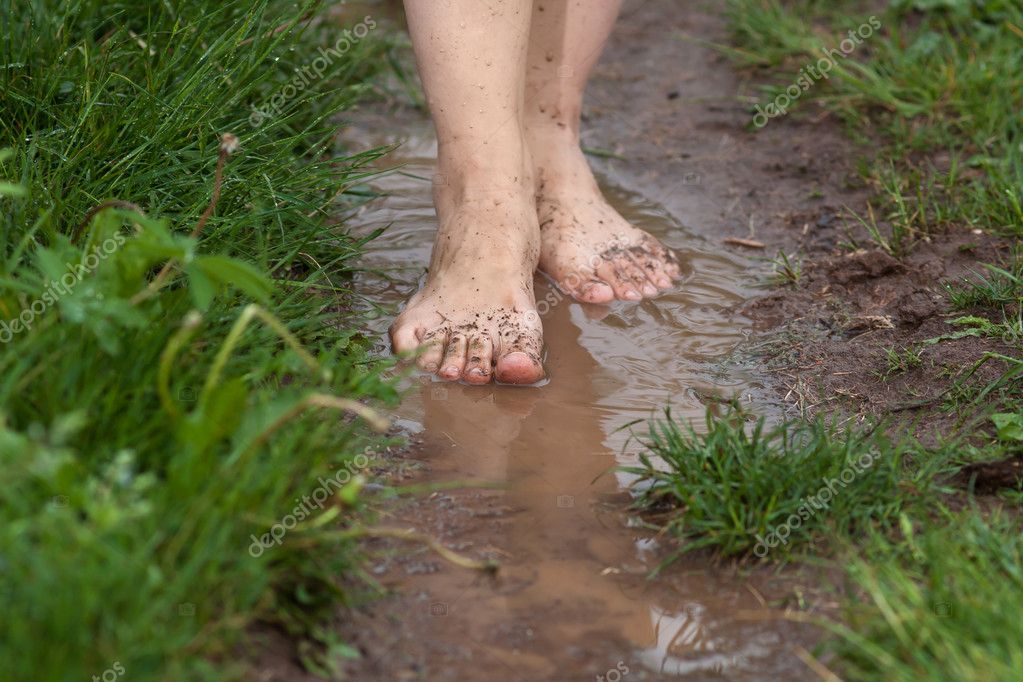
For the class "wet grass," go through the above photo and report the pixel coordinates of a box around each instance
[627,402,1022,677]
[946,246,1023,310]
[827,511,1023,681]
[623,406,946,563]
[768,249,803,286]
[725,0,1023,251]
[679,3,1023,677]
[879,344,924,379]
[0,1,400,679]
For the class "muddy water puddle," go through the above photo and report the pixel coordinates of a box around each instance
[340,119,817,681]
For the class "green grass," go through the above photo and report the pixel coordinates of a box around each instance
[946,247,1023,310]
[827,511,1023,681]
[622,406,946,563]
[879,344,924,379]
[726,0,1023,249]
[768,249,803,286]
[0,1,401,680]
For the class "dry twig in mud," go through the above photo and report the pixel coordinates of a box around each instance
[723,237,766,249]
[351,527,499,574]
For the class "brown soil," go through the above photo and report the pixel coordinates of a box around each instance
[957,455,1023,494]
[743,238,1017,439]
[248,0,1018,680]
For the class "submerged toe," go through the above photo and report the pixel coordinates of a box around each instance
[463,335,494,384]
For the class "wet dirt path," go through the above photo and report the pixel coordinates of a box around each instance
[322,1,866,680]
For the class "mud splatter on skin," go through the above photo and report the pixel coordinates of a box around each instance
[534,188,683,303]
[390,190,546,385]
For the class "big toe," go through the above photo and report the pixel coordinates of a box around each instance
[495,351,544,384]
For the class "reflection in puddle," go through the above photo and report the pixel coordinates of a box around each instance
[340,118,810,680]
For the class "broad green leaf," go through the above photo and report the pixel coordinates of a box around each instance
[991,413,1023,442]
[185,262,218,311]
[192,255,272,304]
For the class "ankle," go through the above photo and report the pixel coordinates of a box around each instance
[435,138,534,199]
[524,92,583,136]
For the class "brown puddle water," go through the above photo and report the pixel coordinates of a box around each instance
[340,120,816,681]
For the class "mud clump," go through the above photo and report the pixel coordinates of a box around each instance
[894,289,942,327]
[817,249,904,285]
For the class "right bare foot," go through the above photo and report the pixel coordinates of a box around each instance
[389,188,546,385]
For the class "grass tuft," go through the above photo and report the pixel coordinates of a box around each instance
[622,406,944,563]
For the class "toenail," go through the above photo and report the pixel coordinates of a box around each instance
[424,362,438,372]
[642,284,657,296]
[469,368,487,377]
[624,290,641,300]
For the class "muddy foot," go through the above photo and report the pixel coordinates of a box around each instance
[530,138,682,303]
[389,191,545,385]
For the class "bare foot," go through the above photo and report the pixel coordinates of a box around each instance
[528,134,682,304]
[389,188,545,385]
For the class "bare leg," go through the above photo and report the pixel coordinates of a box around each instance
[391,0,544,384]
[525,0,681,303]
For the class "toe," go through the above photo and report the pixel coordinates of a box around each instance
[496,351,544,383]
[390,319,421,354]
[463,336,494,384]
[495,325,544,384]
[627,252,665,295]
[636,236,682,280]
[555,272,585,299]
[661,248,683,279]
[619,258,656,296]
[416,329,447,373]
[438,333,468,381]
[577,279,615,303]
[596,260,642,301]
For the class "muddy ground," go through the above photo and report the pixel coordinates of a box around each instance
[248,0,1014,680]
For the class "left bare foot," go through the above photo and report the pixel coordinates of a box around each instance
[527,133,682,304]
